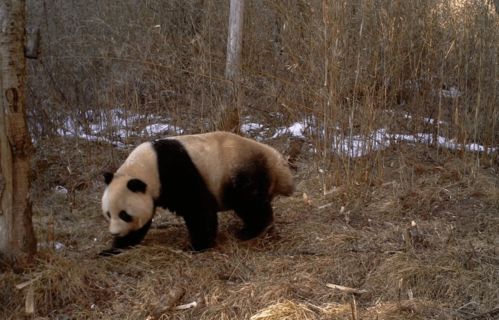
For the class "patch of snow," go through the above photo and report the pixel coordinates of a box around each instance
[240,120,267,141]
[241,122,264,133]
[332,128,391,158]
[56,108,184,146]
[272,121,308,138]
[465,143,487,153]
[114,128,130,140]
[57,127,127,148]
[89,124,103,133]
[331,128,496,158]
[423,117,446,126]
[56,109,495,158]
[142,123,183,136]
[288,122,306,138]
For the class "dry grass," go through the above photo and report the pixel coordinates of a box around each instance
[27,1,498,148]
[1,138,498,319]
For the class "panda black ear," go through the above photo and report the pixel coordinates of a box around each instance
[127,179,147,193]
[103,172,114,185]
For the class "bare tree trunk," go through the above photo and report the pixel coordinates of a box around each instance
[0,0,37,267]
[225,0,244,82]
[217,0,245,132]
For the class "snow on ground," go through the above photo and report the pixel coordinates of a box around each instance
[332,128,390,157]
[57,109,496,157]
[272,122,306,139]
[330,129,496,157]
[57,125,127,148]
[270,120,496,157]
[423,117,446,126]
[142,123,184,136]
[57,108,182,147]
[241,122,264,133]
[240,121,266,140]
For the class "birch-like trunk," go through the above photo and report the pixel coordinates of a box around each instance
[225,0,244,81]
[217,0,245,132]
[0,0,36,267]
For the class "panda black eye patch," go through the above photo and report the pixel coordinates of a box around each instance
[119,211,133,223]
[106,211,111,219]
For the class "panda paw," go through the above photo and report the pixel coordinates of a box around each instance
[190,241,216,252]
[98,247,123,257]
[236,223,274,241]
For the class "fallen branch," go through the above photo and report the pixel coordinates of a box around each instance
[175,301,198,310]
[326,283,368,295]
[16,277,40,290]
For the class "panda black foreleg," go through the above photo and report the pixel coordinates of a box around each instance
[181,210,218,251]
[99,219,152,256]
[234,201,274,241]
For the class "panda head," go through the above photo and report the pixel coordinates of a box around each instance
[101,172,154,237]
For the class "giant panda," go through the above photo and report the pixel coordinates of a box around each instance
[100,131,294,255]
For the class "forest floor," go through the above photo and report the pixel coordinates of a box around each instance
[1,135,498,320]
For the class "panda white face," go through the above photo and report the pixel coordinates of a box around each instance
[101,174,154,237]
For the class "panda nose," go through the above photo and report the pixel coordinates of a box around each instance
[110,232,120,237]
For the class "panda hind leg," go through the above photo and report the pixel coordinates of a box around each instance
[234,200,274,241]
[182,210,218,251]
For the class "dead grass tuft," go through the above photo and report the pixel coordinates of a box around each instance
[250,300,316,320]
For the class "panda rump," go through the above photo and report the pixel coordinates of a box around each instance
[101,131,294,253]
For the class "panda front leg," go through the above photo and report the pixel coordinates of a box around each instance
[181,210,218,251]
[99,220,153,256]
[234,200,274,241]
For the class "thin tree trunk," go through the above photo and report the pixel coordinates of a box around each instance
[225,0,244,82]
[217,0,245,132]
[0,0,37,267]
